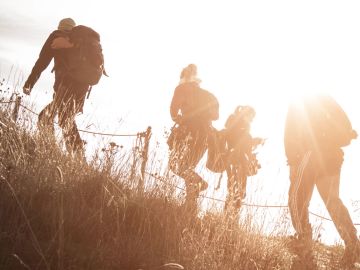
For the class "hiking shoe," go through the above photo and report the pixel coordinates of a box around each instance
[286,235,313,257]
[291,255,317,270]
[341,241,360,267]
[286,236,317,269]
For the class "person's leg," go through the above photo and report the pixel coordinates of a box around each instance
[178,163,204,216]
[39,73,65,137]
[288,151,315,244]
[225,165,236,211]
[316,172,359,265]
[62,118,83,154]
[316,173,358,246]
[56,83,86,155]
[183,169,202,214]
[238,174,247,204]
[225,165,245,211]
[37,101,56,138]
[287,152,319,269]
[224,166,234,212]
[186,132,208,190]
[169,130,207,213]
[179,153,207,204]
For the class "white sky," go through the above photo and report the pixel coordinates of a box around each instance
[1,0,359,244]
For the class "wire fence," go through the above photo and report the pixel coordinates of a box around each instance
[17,101,140,137]
[145,172,360,226]
[1,94,360,226]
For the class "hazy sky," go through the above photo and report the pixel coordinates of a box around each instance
[1,0,359,244]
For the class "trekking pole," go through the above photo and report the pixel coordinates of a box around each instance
[86,86,92,99]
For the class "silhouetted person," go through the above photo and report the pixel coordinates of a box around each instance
[23,19,96,156]
[223,106,263,214]
[284,94,359,268]
[23,18,76,94]
[168,64,219,213]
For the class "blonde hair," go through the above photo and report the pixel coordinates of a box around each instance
[180,64,197,79]
[179,64,201,85]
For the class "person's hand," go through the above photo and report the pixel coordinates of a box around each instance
[23,86,31,95]
[351,129,358,140]
[253,137,266,146]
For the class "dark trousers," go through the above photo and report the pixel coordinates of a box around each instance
[38,77,88,153]
[288,150,358,247]
[169,124,208,207]
[225,162,247,212]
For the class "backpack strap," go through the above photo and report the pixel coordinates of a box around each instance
[86,86,92,99]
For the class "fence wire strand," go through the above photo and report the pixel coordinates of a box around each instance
[2,95,360,226]
[17,103,139,137]
[144,171,360,226]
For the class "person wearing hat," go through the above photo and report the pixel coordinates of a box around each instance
[23,18,89,157]
[23,18,76,94]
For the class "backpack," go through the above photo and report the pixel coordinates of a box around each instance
[67,25,106,86]
[224,106,254,149]
[206,128,228,173]
[306,96,356,147]
[193,88,219,122]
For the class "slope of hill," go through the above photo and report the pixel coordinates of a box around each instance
[0,101,355,270]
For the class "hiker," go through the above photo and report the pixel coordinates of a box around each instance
[23,20,105,156]
[168,64,219,212]
[23,18,76,137]
[284,95,360,267]
[222,106,263,213]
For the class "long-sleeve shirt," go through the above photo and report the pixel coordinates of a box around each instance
[24,30,70,90]
[170,82,219,127]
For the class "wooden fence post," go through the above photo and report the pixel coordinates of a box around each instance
[12,96,21,122]
[139,126,152,192]
[56,167,64,270]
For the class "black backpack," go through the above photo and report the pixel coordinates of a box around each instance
[306,95,357,147]
[193,88,219,122]
[206,128,228,173]
[67,25,106,86]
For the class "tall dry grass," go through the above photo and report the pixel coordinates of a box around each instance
[0,90,346,270]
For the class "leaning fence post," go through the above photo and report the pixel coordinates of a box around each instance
[56,166,64,270]
[139,126,152,192]
[12,95,21,122]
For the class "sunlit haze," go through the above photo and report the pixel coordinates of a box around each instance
[0,0,359,245]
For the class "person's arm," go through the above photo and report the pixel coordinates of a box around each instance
[209,92,219,121]
[323,95,358,146]
[284,102,304,165]
[23,32,57,94]
[252,137,265,148]
[170,86,183,123]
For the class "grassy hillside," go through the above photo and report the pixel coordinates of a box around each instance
[0,102,351,270]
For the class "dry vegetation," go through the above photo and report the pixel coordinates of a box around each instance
[0,87,351,270]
